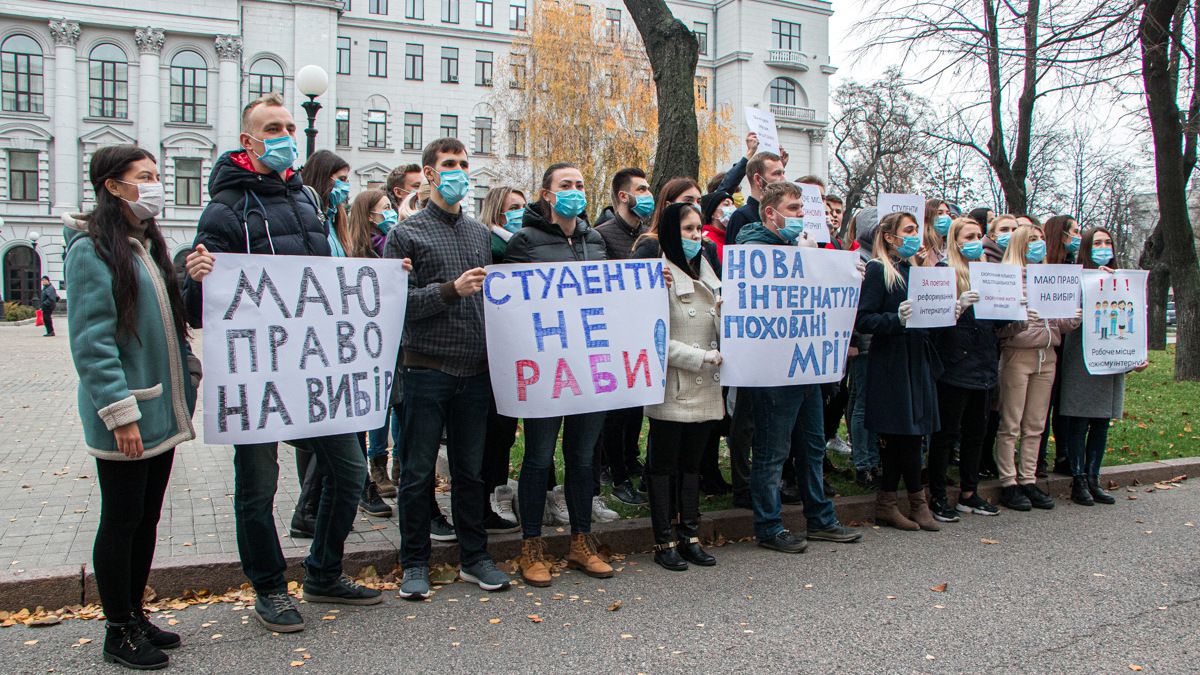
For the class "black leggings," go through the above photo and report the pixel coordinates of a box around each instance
[94,449,175,622]
[878,434,923,494]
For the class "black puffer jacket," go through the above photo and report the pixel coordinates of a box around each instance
[184,150,330,327]
[504,203,606,263]
[934,307,1010,390]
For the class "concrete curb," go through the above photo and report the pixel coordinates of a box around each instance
[1,457,1192,610]
[0,317,37,327]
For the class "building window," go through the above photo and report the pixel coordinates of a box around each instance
[6,150,38,201]
[0,35,43,113]
[337,37,351,74]
[694,22,708,55]
[439,114,457,138]
[175,159,202,207]
[367,110,388,148]
[474,183,489,214]
[605,8,621,40]
[248,58,285,99]
[440,47,459,82]
[88,43,128,119]
[510,53,526,88]
[510,0,527,30]
[370,0,388,14]
[769,77,797,106]
[695,76,708,108]
[772,19,802,51]
[369,40,388,77]
[403,112,423,150]
[336,107,350,146]
[473,116,493,154]
[476,0,493,27]
[405,0,424,19]
[442,0,459,23]
[405,43,424,80]
[475,50,493,86]
[507,119,525,156]
[169,50,208,123]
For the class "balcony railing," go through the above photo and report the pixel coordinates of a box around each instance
[765,49,809,71]
[769,104,817,122]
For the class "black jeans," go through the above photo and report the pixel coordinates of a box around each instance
[647,419,715,476]
[879,434,923,494]
[42,306,55,335]
[930,383,991,498]
[1064,415,1109,477]
[94,449,174,621]
[823,379,850,441]
[483,398,518,492]
[519,413,605,538]
[603,406,644,485]
[728,390,755,499]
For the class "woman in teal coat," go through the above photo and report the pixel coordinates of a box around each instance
[65,145,200,670]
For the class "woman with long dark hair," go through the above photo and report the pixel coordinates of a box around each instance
[300,150,353,256]
[64,145,200,669]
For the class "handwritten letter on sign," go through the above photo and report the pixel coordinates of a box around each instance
[202,254,408,445]
[483,260,669,418]
[719,246,862,387]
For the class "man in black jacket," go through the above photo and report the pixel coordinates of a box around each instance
[184,93,382,634]
[39,276,57,337]
[724,150,787,247]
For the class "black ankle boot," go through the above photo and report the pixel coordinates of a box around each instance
[653,542,688,571]
[1088,476,1116,504]
[648,474,686,570]
[104,620,169,670]
[1071,476,1094,506]
[675,473,715,566]
[134,609,180,649]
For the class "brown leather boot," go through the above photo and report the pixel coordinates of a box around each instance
[518,537,552,588]
[908,490,941,532]
[370,455,396,498]
[567,533,614,579]
[875,491,919,531]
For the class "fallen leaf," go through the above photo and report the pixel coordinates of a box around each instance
[321,615,337,621]
[980,538,1000,545]
[620,633,634,639]
[488,618,501,625]
[211,634,222,639]
[77,638,92,645]
[926,655,936,661]
[607,600,622,612]
[293,648,307,653]
[1129,665,1143,672]
[167,619,179,626]
[290,660,305,667]
[23,639,37,646]
[930,583,948,593]
[527,614,543,623]
[886,595,897,600]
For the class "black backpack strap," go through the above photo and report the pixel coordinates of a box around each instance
[301,185,327,225]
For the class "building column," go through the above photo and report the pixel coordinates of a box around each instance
[135,27,165,157]
[48,19,80,213]
[807,129,828,181]
[214,35,242,152]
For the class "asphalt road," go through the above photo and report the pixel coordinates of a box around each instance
[3,484,1197,674]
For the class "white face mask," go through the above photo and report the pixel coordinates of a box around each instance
[119,181,166,221]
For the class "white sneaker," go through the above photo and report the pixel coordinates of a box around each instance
[491,485,518,525]
[825,436,853,456]
[548,486,571,526]
[591,495,619,523]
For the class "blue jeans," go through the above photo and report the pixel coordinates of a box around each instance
[848,356,880,473]
[398,368,491,568]
[519,413,605,538]
[233,434,365,594]
[367,408,402,460]
[749,384,837,539]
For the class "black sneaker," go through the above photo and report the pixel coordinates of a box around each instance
[599,467,614,487]
[484,510,520,534]
[134,610,180,650]
[806,525,862,543]
[930,497,961,523]
[430,513,457,542]
[854,469,878,489]
[254,592,305,633]
[823,478,840,498]
[1000,485,1032,511]
[758,530,808,553]
[303,574,384,605]
[103,621,168,670]
[612,480,647,506]
[359,482,393,518]
[955,493,1000,516]
[1021,484,1055,510]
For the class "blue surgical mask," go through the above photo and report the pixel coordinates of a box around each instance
[680,237,702,260]
[1066,234,1081,253]
[1091,246,1113,266]
[896,235,921,259]
[329,179,350,207]
[720,205,737,221]
[631,194,655,219]
[435,170,470,205]
[1026,240,1047,263]
[778,217,805,244]
[996,232,1012,250]
[934,214,953,237]
[251,134,298,173]
[552,189,587,218]
[960,240,984,260]
[503,208,525,233]
[375,209,398,234]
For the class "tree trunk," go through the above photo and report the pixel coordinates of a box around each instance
[624,0,699,195]
[1139,222,1170,350]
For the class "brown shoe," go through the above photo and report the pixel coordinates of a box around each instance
[370,455,397,498]
[907,490,941,532]
[518,537,552,587]
[875,491,919,531]
[567,533,614,579]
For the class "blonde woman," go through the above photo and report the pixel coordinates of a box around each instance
[983,213,1018,263]
[479,186,528,264]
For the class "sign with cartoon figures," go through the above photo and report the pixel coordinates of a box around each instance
[1080,269,1148,375]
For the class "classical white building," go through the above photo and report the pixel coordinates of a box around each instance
[0,0,833,303]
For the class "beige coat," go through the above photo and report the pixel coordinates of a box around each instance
[645,257,725,423]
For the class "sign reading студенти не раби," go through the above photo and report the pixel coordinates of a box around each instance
[483,260,668,418]
[202,254,408,445]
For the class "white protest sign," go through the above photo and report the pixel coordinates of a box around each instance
[719,245,862,387]
[906,266,958,328]
[744,107,781,155]
[1081,269,1147,375]
[969,262,1026,320]
[877,193,926,241]
[1026,264,1083,320]
[202,254,408,445]
[483,260,668,418]
[800,183,831,244]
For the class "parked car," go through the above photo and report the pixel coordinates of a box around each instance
[1167,301,1176,326]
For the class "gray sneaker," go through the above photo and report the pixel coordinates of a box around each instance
[399,566,430,600]
[806,525,863,543]
[430,514,457,542]
[459,559,511,592]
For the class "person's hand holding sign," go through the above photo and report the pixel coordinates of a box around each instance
[454,267,488,296]
[186,244,214,282]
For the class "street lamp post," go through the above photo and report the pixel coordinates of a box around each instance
[295,65,330,159]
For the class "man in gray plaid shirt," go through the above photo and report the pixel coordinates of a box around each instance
[383,137,512,598]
